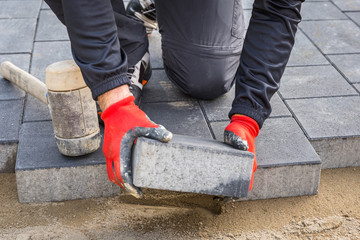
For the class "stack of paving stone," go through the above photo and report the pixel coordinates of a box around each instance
[0,0,359,203]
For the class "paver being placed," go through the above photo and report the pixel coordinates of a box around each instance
[0,99,24,173]
[36,10,69,41]
[287,30,329,67]
[301,1,347,20]
[0,0,42,19]
[142,70,191,103]
[0,19,37,53]
[299,20,360,54]
[0,54,30,100]
[286,96,360,168]
[279,65,357,99]
[15,121,120,203]
[328,54,360,84]
[141,101,212,139]
[210,117,321,200]
[132,135,255,198]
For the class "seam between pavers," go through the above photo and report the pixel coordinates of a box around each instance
[279,94,359,101]
[0,52,32,55]
[22,119,52,123]
[15,162,106,171]
[34,40,70,43]
[285,63,331,68]
[0,140,18,144]
[197,99,216,140]
[307,135,360,141]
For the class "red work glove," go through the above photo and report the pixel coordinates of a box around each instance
[224,115,259,191]
[101,96,172,198]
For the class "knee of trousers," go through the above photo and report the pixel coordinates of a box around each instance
[163,48,240,100]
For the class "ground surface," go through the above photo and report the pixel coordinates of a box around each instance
[1,167,359,240]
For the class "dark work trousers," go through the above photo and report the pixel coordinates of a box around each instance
[45,0,303,128]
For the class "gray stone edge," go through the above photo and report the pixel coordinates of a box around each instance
[0,142,17,173]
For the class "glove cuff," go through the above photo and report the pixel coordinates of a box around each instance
[101,96,135,120]
[230,115,260,137]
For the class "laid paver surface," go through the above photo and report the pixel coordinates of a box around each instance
[0,0,359,201]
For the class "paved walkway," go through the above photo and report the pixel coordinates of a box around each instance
[0,0,359,202]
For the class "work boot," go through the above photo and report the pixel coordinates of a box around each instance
[97,51,151,125]
[125,0,157,36]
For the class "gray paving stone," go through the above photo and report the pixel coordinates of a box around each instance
[244,9,251,29]
[140,101,212,139]
[15,121,121,202]
[331,0,360,11]
[354,83,360,92]
[0,1,41,18]
[36,10,69,41]
[347,12,360,25]
[288,30,329,66]
[301,2,347,20]
[210,117,321,200]
[328,54,360,83]
[200,90,290,122]
[142,69,191,103]
[279,66,357,99]
[242,0,253,10]
[286,96,360,168]
[0,143,17,173]
[0,54,30,100]
[0,99,24,173]
[31,41,72,81]
[41,1,50,9]
[133,135,254,198]
[0,19,37,53]
[23,94,51,122]
[148,30,163,69]
[299,20,360,54]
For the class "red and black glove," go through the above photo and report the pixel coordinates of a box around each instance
[101,96,172,198]
[224,115,259,191]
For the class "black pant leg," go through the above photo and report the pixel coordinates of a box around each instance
[44,0,148,99]
[229,0,303,128]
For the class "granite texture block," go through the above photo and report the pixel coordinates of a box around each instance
[140,101,212,139]
[301,2,347,20]
[0,99,24,142]
[36,10,69,41]
[287,30,329,67]
[347,12,360,25]
[328,54,360,83]
[0,143,17,173]
[331,0,360,11]
[0,54,30,100]
[31,41,72,82]
[132,135,255,198]
[0,19,37,53]
[279,66,357,99]
[16,121,120,202]
[142,70,191,103]
[200,91,290,122]
[148,30,163,69]
[0,0,41,18]
[286,96,360,168]
[299,20,360,54]
[210,117,321,199]
[23,94,51,122]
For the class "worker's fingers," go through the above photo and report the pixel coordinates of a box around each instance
[134,125,173,143]
[119,130,143,198]
[224,130,249,151]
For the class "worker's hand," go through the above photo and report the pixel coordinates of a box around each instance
[224,115,259,191]
[101,96,172,198]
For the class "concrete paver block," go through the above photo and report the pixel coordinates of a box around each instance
[331,0,360,11]
[0,143,17,173]
[0,54,30,100]
[286,96,360,168]
[0,19,37,53]
[210,117,322,200]
[287,30,329,67]
[0,0,42,18]
[328,54,360,83]
[354,83,360,92]
[300,20,360,54]
[301,2,347,20]
[15,121,120,203]
[142,70,191,103]
[346,12,360,25]
[279,65,357,99]
[36,10,69,41]
[132,135,255,198]
[23,94,51,122]
[141,101,212,139]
